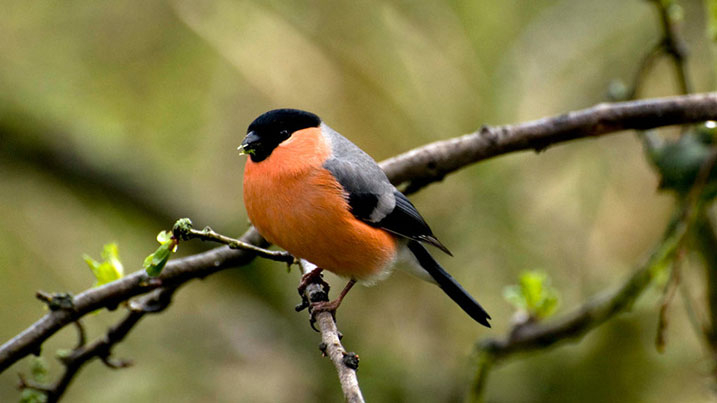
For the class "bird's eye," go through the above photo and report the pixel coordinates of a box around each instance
[280,129,289,137]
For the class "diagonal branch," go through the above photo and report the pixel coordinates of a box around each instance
[484,222,682,359]
[1,93,716,375]
[18,287,177,402]
[469,207,690,402]
[383,93,717,192]
[0,228,268,373]
[469,138,716,400]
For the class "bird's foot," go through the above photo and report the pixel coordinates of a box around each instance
[297,268,328,296]
[310,298,342,316]
[308,299,340,331]
[295,268,330,315]
[308,279,356,330]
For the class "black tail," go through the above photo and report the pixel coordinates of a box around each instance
[407,240,491,327]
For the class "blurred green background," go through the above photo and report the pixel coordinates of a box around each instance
[1,0,715,402]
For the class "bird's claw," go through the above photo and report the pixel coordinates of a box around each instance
[308,299,340,331]
[296,268,334,330]
[295,297,310,312]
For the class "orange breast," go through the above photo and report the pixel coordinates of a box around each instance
[243,127,397,280]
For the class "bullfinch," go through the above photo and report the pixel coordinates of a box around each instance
[239,109,491,327]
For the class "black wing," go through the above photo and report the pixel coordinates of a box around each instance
[323,156,452,256]
[376,190,452,256]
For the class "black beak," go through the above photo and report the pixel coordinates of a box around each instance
[238,131,261,155]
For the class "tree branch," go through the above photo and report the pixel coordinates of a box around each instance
[297,262,365,403]
[469,210,689,401]
[0,228,267,373]
[382,93,717,192]
[469,139,717,400]
[174,223,294,265]
[18,287,177,402]
[1,93,716,387]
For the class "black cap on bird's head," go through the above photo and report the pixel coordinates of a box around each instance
[239,109,321,162]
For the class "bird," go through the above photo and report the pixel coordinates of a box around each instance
[238,108,491,327]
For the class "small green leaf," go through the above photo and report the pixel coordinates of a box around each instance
[144,243,172,277]
[55,349,72,360]
[19,357,50,403]
[20,389,47,403]
[82,255,100,272]
[156,230,172,244]
[83,243,124,287]
[29,357,48,383]
[143,228,179,277]
[503,270,560,320]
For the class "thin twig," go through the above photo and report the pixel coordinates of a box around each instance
[650,0,692,94]
[179,226,295,265]
[655,148,717,352]
[694,208,717,377]
[626,41,667,99]
[18,287,177,402]
[655,144,717,352]
[677,146,717,379]
[298,262,365,403]
[655,248,682,352]
[72,321,86,349]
